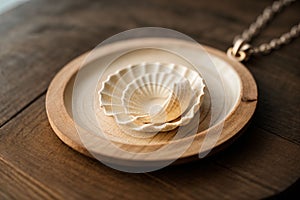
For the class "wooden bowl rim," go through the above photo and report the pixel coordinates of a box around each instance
[46,38,257,161]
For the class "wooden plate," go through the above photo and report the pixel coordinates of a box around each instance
[46,38,257,167]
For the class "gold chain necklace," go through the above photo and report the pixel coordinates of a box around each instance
[227,0,300,61]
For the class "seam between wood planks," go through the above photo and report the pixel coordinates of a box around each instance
[0,89,47,128]
[146,162,276,197]
[144,173,194,200]
[214,162,277,193]
[0,156,64,200]
[256,125,299,145]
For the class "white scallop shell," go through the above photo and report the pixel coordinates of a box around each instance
[121,73,193,124]
[99,62,205,132]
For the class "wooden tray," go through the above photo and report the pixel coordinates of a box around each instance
[46,38,257,167]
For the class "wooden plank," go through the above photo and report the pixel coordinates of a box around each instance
[0,0,113,126]
[0,95,277,199]
[0,158,61,200]
[149,126,300,198]
[214,126,300,192]
[248,48,300,144]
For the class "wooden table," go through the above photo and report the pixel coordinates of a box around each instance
[0,0,299,199]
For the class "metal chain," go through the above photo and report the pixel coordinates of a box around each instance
[227,0,300,62]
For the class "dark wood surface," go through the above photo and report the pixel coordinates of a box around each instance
[0,0,299,199]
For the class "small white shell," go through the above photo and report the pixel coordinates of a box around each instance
[99,62,205,132]
[122,73,193,124]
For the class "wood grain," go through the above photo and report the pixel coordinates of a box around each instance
[0,158,60,200]
[0,0,299,199]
